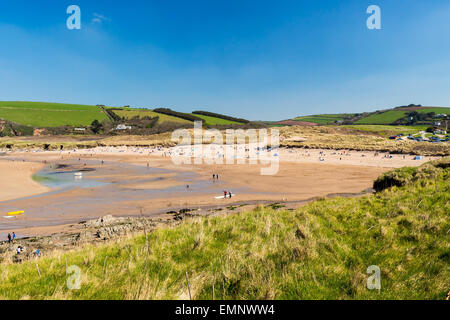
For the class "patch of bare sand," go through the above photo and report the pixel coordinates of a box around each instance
[0,160,49,202]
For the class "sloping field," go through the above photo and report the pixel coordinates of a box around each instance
[0,102,109,127]
[0,159,448,299]
[112,108,191,124]
[355,107,450,125]
[189,114,241,125]
[355,111,410,125]
[293,114,355,125]
[113,108,244,126]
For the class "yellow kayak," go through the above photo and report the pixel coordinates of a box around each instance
[7,211,24,216]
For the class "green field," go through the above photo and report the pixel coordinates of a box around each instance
[0,102,109,127]
[0,159,448,299]
[189,114,242,125]
[111,108,191,124]
[294,114,355,125]
[413,107,450,114]
[355,107,450,125]
[113,109,244,126]
[354,111,407,125]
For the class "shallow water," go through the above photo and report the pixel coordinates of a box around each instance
[33,168,107,189]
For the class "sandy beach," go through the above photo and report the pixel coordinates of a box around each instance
[0,146,438,238]
[0,160,49,202]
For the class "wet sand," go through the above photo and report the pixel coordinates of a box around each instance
[0,146,436,238]
[0,160,49,202]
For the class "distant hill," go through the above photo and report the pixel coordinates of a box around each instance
[291,105,450,126]
[2,101,447,133]
[0,101,251,135]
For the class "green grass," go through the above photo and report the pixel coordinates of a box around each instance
[113,109,244,126]
[111,108,191,124]
[355,107,450,125]
[293,114,355,125]
[355,111,408,125]
[0,102,109,127]
[0,159,448,300]
[189,114,242,125]
[413,107,450,114]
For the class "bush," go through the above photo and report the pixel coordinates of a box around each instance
[373,159,447,191]
[153,108,205,123]
[192,111,249,124]
[90,120,103,134]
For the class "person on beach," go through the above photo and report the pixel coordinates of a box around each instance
[12,232,16,241]
[224,190,227,198]
[7,233,12,243]
[229,191,232,198]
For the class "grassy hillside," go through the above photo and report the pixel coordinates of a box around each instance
[354,110,407,125]
[355,107,450,125]
[290,107,449,126]
[293,114,356,125]
[111,108,191,124]
[112,109,244,126]
[0,102,109,127]
[0,159,448,300]
[189,114,241,125]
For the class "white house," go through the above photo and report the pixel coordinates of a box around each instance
[115,124,132,130]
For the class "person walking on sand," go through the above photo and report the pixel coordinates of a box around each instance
[12,232,16,242]
[7,233,11,243]
[224,190,227,198]
[229,191,232,198]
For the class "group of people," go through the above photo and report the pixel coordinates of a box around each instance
[6,233,42,257]
[7,232,16,243]
[212,173,219,180]
[223,190,233,198]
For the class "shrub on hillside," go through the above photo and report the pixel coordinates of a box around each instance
[105,109,122,122]
[153,108,205,123]
[192,111,250,124]
[373,159,448,192]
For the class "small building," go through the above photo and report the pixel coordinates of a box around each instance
[115,124,132,130]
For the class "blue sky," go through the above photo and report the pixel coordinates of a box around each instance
[0,0,449,120]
